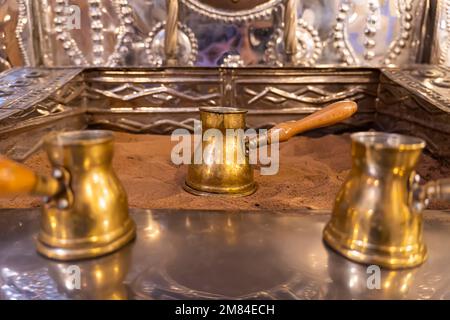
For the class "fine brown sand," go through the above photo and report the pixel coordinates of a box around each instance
[1,132,449,211]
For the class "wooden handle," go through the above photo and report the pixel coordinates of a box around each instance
[0,156,60,197]
[0,156,39,196]
[269,100,358,143]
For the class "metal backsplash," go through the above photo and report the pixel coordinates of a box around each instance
[0,65,449,162]
[0,0,448,69]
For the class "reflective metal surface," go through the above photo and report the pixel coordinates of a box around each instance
[324,132,430,269]
[0,130,136,261]
[0,0,439,69]
[3,0,450,69]
[379,65,450,159]
[185,102,356,196]
[0,65,449,163]
[38,130,136,260]
[185,106,257,196]
[0,68,83,123]
[1,209,450,299]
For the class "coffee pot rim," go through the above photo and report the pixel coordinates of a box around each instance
[44,130,114,147]
[199,106,247,114]
[350,131,426,150]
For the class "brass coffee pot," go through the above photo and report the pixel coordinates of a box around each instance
[184,100,358,196]
[0,130,136,261]
[323,132,450,269]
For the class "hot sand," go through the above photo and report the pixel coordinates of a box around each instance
[1,132,449,211]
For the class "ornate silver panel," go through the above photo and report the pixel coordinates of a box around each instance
[0,65,448,161]
[0,67,85,160]
[85,68,222,133]
[0,0,438,68]
[0,0,35,71]
[83,67,379,132]
[0,67,83,123]
[431,0,450,67]
[378,64,450,159]
[223,68,378,128]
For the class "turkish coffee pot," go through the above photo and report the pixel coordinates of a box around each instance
[0,130,136,261]
[184,100,358,196]
[323,132,450,269]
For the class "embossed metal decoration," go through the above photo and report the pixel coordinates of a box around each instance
[265,19,322,66]
[432,0,450,65]
[0,0,443,68]
[181,0,282,22]
[145,21,198,66]
[53,0,135,66]
[0,68,83,122]
[333,0,418,66]
[221,54,245,67]
[0,65,449,163]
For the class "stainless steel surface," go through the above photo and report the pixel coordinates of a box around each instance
[1,209,450,299]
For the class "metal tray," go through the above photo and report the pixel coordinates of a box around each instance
[1,209,450,300]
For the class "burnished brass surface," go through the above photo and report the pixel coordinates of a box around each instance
[37,131,136,261]
[0,130,136,261]
[185,102,357,196]
[185,107,256,196]
[323,132,450,269]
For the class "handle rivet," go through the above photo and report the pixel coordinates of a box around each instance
[53,169,63,179]
[57,199,69,210]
